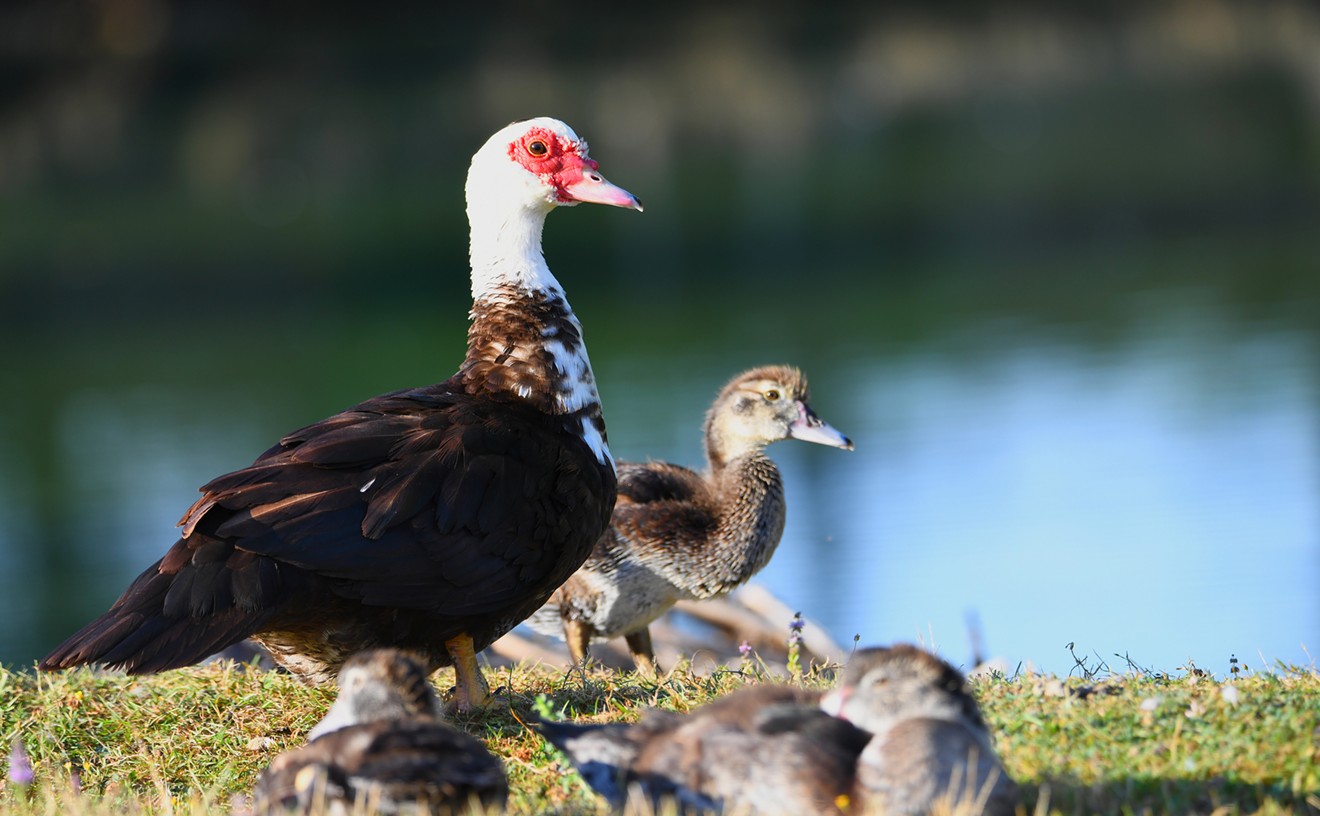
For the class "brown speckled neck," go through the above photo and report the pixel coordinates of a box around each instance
[461,285,610,465]
[693,453,787,595]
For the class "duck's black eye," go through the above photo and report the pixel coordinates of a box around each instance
[527,140,548,157]
[764,389,781,401]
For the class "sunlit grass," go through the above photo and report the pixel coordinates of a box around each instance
[1,654,1316,815]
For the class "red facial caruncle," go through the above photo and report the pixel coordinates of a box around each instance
[508,127,592,203]
[507,126,642,211]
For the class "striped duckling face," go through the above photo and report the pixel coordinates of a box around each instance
[307,649,441,741]
[705,365,853,465]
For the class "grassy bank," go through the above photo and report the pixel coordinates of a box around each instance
[0,654,1316,815]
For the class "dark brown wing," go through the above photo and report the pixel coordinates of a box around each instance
[41,380,615,672]
[198,384,607,610]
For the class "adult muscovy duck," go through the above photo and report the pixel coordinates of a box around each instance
[40,117,640,711]
[254,649,507,815]
[526,365,851,675]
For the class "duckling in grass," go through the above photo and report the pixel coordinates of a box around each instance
[254,649,506,815]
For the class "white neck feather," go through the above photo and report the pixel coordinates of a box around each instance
[466,203,565,302]
[465,118,577,302]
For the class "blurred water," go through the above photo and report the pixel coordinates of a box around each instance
[0,278,1316,677]
[591,292,1318,675]
[765,313,1317,675]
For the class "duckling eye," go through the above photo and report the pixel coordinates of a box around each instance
[527,140,549,157]
[763,389,781,401]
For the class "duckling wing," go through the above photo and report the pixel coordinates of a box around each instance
[614,460,705,506]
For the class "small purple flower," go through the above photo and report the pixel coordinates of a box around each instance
[8,738,33,786]
[738,640,752,658]
[786,613,805,678]
[788,613,805,644]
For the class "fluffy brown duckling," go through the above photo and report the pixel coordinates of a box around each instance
[527,365,852,674]
[537,685,864,815]
[539,644,1018,816]
[253,649,507,815]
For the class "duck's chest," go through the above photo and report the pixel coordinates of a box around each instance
[575,551,685,636]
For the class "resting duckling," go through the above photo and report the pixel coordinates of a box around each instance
[527,365,852,674]
[539,644,1018,816]
[253,649,506,815]
[822,644,1019,816]
[539,684,865,815]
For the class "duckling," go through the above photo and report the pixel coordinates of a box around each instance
[253,649,506,815]
[822,644,1019,816]
[527,365,852,674]
[538,685,863,815]
[540,644,1018,816]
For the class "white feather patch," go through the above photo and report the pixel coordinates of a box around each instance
[580,415,614,469]
[543,339,598,414]
[540,334,613,467]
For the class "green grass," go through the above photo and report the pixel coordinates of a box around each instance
[0,654,1316,815]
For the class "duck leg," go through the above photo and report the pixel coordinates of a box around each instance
[564,618,593,670]
[624,628,660,677]
[444,634,490,713]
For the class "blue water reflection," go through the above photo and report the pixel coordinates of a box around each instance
[768,311,1317,674]
[1,288,1315,677]
[594,293,1317,675]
